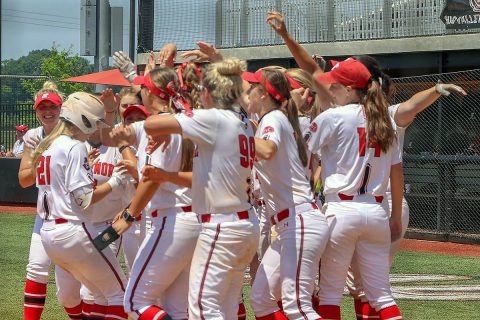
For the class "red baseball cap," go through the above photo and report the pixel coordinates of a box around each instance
[15,124,29,132]
[34,92,62,109]
[122,104,151,121]
[316,58,371,89]
[242,70,287,103]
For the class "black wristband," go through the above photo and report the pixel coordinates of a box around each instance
[122,208,135,222]
[119,145,131,153]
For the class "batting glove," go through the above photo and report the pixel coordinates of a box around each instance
[107,166,129,190]
[113,51,137,83]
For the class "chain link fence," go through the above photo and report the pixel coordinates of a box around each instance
[392,69,480,240]
[0,75,45,152]
[145,0,480,51]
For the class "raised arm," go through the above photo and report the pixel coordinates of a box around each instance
[266,11,321,75]
[395,83,466,128]
[144,114,182,137]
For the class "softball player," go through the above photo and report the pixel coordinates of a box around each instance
[142,58,260,319]
[108,67,200,320]
[19,82,87,320]
[33,92,129,320]
[343,56,467,319]
[306,58,404,320]
[243,68,329,320]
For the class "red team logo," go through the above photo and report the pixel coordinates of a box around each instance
[309,122,318,133]
[262,126,275,135]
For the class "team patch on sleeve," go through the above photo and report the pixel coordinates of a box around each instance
[309,122,318,133]
[262,126,275,135]
[82,157,90,171]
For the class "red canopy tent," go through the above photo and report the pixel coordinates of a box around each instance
[62,69,131,86]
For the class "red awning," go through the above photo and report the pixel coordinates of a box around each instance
[62,69,131,86]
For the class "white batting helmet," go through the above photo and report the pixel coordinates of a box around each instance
[60,92,109,134]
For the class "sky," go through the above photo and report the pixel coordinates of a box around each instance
[1,0,131,61]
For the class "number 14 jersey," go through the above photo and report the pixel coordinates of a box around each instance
[306,104,402,197]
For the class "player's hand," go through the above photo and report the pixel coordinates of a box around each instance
[266,11,288,38]
[158,43,177,67]
[110,125,136,147]
[312,54,327,71]
[100,88,118,114]
[107,166,129,189]
[116,159,138,183]
[142,165,167,183]
[113,51,136,82]
[25,136,41,151]
[435,82,467,97]
[144,51,156,76]
[88,148,100,168]
[291,87,310,110]
[111,212,132,235]
[5,151,14,157]
[180,41,222,63]
[146,135,171,153]
[389,217,402,242]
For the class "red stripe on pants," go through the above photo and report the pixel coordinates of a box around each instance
[198,224,221,320]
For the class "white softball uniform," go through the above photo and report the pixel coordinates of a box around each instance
[38,135,127,317]
[347,104,410,305]
[306,104,402,312]
[175,108,260,320]
[124,122,200,320]
[250,110,329,319]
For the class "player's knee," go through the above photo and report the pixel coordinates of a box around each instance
[56,288,81,307]
[26,266,50,284]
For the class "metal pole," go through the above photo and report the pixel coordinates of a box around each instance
[96,0,110,92]
[129,0,135,62]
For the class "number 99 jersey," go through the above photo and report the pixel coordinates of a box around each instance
[36,135,94,221]
[306,104,402,197]
[175,107,254,214]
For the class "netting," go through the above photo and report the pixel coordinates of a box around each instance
[392,69,480,238]
[0,75,45,151]
[147,0,480,51]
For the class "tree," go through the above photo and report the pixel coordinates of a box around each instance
[21,45,94,99]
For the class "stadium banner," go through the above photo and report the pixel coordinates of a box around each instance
[441,0,480,29]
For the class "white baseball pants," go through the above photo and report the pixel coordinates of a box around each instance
[318,199,397,311]
[347,196,410,301]
[124,210,201,320]
[40,220,127,308]
[122,214,147,275]
[188,211,259,320]
[250,203,329,320]
[26,215,51,284]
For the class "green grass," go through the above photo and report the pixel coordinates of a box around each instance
[1,212,479,319]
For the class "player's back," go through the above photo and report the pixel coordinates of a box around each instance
[176,108,254,214]
[308,104,400,197]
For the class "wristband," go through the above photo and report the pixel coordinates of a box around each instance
[122,208,135,222]
[119,145,131,153]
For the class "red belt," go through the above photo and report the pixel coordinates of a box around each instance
[200,210,249,223]
[151,206,192,218]
[338,193,384,203]
[270,203,318,226]
[54,218,68,224]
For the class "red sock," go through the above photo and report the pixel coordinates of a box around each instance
[318,305,341,320]
[256,310,288,320]
[82,301,94,319]
[238,302,246,320]
[64,302,83,319]
[138,305,172,320]
[105,305,128,320]
[90,304,107,320]
[24,279,47,320]
[363,301,380,319]
[378,305,402,320]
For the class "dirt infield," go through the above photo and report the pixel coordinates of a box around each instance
[400,238,480,257]
[0,204,36,214]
